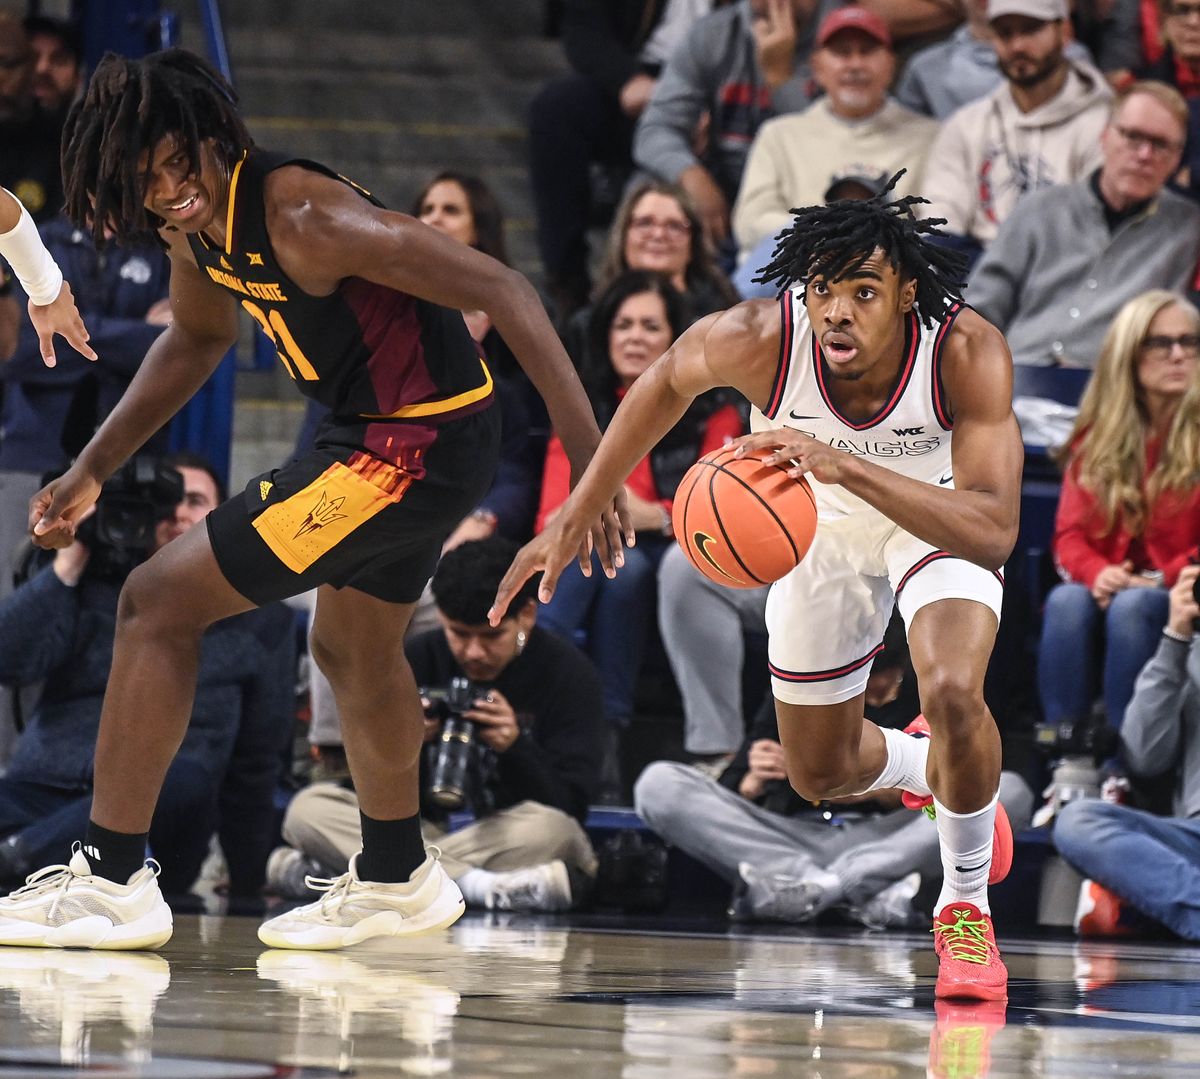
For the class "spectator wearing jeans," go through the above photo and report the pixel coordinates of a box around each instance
[536,271,743,793]
[1054,563,1200,940]
[1039,290,1200,733]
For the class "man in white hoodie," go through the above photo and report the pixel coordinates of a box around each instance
[921,0,1112,262]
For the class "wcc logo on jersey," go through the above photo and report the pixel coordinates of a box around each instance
[788,422,941,458]
[294,491,348,539]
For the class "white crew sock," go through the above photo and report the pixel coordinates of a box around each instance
[933,792,998,915]
[856,725,931,798]
[455,867,497,906]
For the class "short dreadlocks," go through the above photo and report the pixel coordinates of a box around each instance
[753,171,967,327]
[62,48,252,247]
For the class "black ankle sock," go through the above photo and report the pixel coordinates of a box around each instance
[356,811,425,883]
[82,821,148,884]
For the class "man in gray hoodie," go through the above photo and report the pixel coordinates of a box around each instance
[922,0,1112,259]
[1053,564,1200,941]
[632,0,837,247]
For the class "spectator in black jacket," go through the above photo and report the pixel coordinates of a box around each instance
[528,0,720,322]
[272,535,605,912]
[0,454,296,903]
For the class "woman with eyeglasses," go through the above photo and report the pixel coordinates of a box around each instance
[1039,289,1200,736]
[536,269,743,801]
[561,180,738,364]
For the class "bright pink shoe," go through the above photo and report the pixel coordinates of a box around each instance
[927,998,1008,1078]
[900,715,1013,885]
[933,902,1008,1002]
[1074,879,1141,939]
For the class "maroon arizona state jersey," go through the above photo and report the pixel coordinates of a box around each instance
[186,150,493,427]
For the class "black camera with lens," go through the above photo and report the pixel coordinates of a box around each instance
[1032,709,1120,764]
[423,676,487,812]
[19,455,185,588]
[76,456,185,581]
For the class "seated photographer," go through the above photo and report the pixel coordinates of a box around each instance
[273,535,604,913]
[635,620,1034,927]
[0,454,296,903]
[1053,564,1200,941]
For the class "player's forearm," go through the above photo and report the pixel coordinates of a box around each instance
[841,459,1018,570]
[488,275,603,468]
[558,361,693,530]
[75,324,231,480]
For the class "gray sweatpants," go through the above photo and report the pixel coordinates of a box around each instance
[634,761,1033,906]
[657,544,769,756]
[282,782,598,880]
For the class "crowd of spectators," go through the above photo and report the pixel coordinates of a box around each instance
[1,2,1200,942]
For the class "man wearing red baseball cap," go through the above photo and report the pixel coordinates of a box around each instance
[732,3,938,296]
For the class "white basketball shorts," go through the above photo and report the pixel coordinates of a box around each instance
[765,512,1004,706]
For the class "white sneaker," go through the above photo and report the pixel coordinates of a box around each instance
[0,845,173,950]
[484,859,573,912]
[257,850,465,950]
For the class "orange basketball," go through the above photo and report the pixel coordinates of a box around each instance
[672,445,818,588]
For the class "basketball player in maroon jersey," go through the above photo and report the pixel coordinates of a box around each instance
[494,179,1023,1001]
[0,49,626,952]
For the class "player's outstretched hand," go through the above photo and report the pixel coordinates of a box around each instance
[732,428,853,485]
[488,488,625,625]
[588,487,633,574]
[28,281,97,368]
[29,465,103,549]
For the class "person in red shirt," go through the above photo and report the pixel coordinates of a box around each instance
[536,270,743,797]
[1040,289,1200,732]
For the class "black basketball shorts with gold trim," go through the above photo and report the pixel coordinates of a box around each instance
[206,408,500,606]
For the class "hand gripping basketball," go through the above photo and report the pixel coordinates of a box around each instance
[673,445,817,588]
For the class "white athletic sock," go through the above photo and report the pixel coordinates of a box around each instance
[856,726,931,798]
[455,867,497,906]
[933,792,997,916]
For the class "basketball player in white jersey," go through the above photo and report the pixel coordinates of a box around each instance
[493,177,1022,1001]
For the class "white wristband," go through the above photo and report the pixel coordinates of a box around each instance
[0,200,63,306]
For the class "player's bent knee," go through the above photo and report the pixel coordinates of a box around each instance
[787,763,852,803]
[917,665,984,725]
[115,561,205,637]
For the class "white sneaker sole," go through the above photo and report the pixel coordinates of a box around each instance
[0,899,173,950]
[256,892,465,951]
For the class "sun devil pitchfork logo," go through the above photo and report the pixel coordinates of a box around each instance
[293,491,348,539]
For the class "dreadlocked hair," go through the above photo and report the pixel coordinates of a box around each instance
[753,171,968,327]
[62,48,252,247]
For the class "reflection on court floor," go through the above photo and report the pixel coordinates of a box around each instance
[0,914,1197,1077]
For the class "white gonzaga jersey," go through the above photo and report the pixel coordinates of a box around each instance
[750,290,963,521]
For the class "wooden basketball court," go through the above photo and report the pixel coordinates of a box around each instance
[0,913,1197,1077]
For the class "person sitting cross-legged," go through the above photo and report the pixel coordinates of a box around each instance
[636,619,1033,927]
[270,536,605,913]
